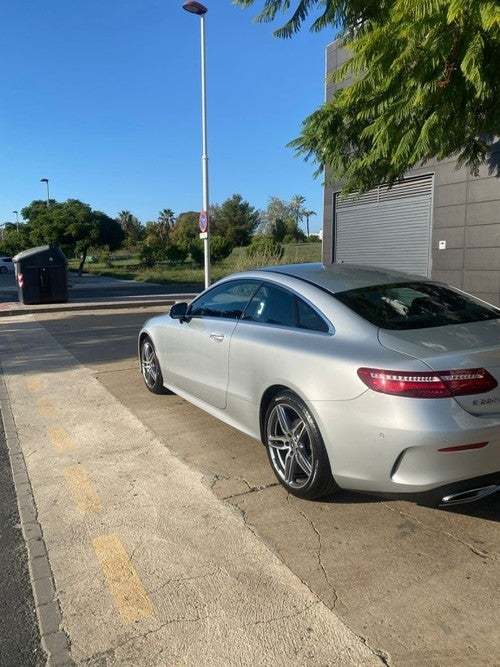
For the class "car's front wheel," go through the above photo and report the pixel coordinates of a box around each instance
[0,266,7,274]
[140,336,167,394]
[264,391,338,500]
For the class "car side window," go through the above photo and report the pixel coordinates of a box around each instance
[297,298,329,332]
[243,284,295,327]
[189,280,261,320]
[242,283,329,332]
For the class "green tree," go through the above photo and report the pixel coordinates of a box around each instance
[304,209,316,237]
[259,196,306,242]
[270,217,288,243]
[165,244,189,264]
[189,235,233,267]
[169,211,200,249]
[157,208,175,244]
[236,0,500,193]
[290,194,306,232]
[211,194,260,247]
[142,221,167,265]
[21,199,125,273]
[0,222,30,256]
[117,210,143,247]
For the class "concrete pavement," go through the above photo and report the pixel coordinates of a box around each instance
[0,288,387,664]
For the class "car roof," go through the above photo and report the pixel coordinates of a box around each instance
[253,262,430,294]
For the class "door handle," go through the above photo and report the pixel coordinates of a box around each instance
[210,333,224,342]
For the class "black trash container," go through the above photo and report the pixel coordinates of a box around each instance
[13,245,68,305]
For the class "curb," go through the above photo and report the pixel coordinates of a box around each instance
[0,297,197,318]
[0,370,74,666]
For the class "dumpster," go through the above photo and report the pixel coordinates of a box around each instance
[13,245,68,305]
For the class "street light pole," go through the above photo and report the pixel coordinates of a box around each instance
[40,178,50,208]
[13,210,19,232]
[183,1,211,289]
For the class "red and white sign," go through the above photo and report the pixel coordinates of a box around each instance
[199,210,208,233]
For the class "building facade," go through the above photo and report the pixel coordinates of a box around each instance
[322,41,500,306]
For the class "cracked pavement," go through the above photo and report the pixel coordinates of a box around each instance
[1,306,499,666]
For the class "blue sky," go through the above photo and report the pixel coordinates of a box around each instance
[1,2,333,234]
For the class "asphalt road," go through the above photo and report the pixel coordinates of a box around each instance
[0,269,201,305]
[28,306,500,666]
[0,412,45,666]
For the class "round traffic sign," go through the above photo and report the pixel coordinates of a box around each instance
[199,210,208,233]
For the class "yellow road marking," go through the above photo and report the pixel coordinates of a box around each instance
[92,534,155,625]
[64,465,102,514]
[36,396,55,419]
[47,424,76,452]
[26,377,43,393]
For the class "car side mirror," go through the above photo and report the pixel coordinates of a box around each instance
[170,302,189,322]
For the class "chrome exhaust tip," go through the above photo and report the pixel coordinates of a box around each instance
[440,484,500,506]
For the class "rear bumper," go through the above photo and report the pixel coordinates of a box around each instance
[310,392,500,496]
[359,471,500,507]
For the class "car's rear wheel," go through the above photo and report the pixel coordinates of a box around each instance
[264,391,338,500]
[140,336,167,394]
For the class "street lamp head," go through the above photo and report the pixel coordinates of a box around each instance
[40,178,48,183]
[183,1,207,15]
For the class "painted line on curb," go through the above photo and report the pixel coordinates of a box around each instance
[92,533,155,625]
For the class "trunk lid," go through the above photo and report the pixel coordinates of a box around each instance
[378,319,500,415]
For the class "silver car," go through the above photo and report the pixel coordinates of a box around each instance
[139,263,500,506]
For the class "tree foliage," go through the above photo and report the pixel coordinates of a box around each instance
[211,194,260,247]
[169,211,200,249]
[21,199,124,272]
[235,0,500,193]
[0,223,31,256]
[157,209,175,244]
[259,196,307,241]
[232,0,383,38]
[188,235,233,267]
[246,235,284,263]
[117,210,143,247]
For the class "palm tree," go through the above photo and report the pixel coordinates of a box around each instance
[158,208,175,244]
[117,210,133,232]
[290,194,306,232]
[304,210,316,237]
[117,210,142,246]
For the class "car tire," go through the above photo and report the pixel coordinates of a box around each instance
[264,391,338,500]
[0,266,7,274]
[140,336,168,394]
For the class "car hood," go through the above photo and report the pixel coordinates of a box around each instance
[378,319,500,416]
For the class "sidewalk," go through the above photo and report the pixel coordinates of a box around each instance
[0,271,200,317]
[0,313,385,666]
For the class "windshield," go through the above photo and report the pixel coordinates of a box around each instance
[334,282,500,330]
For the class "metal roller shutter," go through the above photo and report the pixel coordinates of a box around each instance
[334,174,433,277]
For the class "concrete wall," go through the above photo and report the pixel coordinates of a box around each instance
[323,41,500,306]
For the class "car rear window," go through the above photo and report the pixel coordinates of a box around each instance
[334,282,500,330]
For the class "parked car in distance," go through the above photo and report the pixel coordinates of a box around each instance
[139,263,500,507]
[0,256,14,273]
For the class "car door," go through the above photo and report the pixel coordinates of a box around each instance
[164,280,261,409]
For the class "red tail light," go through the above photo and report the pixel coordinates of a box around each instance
[357,367,497,398]
[438,442,488,452]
